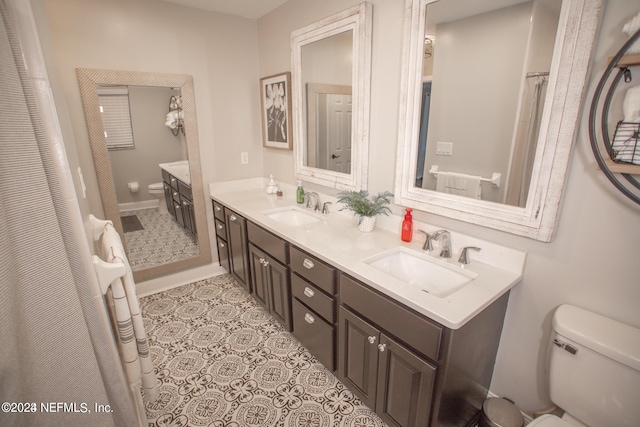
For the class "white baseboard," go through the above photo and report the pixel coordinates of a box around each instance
[119,200,159,213]
[136,263,225,297]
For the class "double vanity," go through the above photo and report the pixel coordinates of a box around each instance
[210,180,525,427]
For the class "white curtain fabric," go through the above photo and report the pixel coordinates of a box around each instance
[0,1,138,425]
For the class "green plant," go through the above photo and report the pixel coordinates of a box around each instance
[336,190,394,217]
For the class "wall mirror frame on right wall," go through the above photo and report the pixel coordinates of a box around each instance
[394,0,604,241]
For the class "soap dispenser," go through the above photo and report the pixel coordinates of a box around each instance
[296,180,305,204]
[401,208,413,242]
[266,174,277,194]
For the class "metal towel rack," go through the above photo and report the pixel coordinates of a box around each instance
[428,165,501,188]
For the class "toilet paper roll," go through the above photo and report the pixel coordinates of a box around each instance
[128,182,140,193]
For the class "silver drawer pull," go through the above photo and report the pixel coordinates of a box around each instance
[217,224,223,229]
[219,242,225,248]
[303,287,315,298]
[303,259,315,269]
[171,178,176,183]
[304,313,315,324]
[263,260,269,267]
[173,192,179,197]
[215,206,221,211]
[229,215,237,221]
[368,336,376,344]
[378,343,387,352]
[259,258,265,265]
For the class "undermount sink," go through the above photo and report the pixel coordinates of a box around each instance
[263,207,320,227]
[364,247,478,298]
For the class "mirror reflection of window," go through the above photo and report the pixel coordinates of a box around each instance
[98,86,135,150]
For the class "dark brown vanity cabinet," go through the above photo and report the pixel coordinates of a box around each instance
[247,222,291,331]
[162,169,196,236]
[224,208,251,293]
[213,201,230,274]
[289,247,337,371]
[338,273,510,427]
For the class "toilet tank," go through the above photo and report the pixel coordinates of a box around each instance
[548,305,640,427]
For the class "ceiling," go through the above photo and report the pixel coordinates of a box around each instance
[161,0,289,19]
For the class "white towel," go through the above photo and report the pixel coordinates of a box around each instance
[436,171,482,199]
[101,226,159,402]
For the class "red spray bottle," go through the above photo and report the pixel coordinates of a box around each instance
[401,208,413,242]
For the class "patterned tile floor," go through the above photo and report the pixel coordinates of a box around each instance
[140,274,387,427]
[122,207,199,271]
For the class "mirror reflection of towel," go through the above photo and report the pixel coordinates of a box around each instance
[436,171,482,199]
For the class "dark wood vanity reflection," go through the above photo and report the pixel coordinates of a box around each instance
[212,199,509,427]
[162,169,196,236]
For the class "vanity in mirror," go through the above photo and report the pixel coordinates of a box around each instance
[77,69,211,282]
[291,2,372,190]
[395,0,604,241]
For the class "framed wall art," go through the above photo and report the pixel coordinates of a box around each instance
[260,72,293,150]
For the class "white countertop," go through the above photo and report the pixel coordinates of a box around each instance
[210,179,525,329]
[160,160,190,185]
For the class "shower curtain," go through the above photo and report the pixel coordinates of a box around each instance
[0,1,137,425]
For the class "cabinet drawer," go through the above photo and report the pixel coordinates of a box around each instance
[215,219,227,240]
[292,299,334,371]
[291,274,335,324]
[340,273,442,362]
[213,200,225,221]
[247,221,288,265]
[161,169,171,185]
[290,247,336,295]
[178,180,192,200]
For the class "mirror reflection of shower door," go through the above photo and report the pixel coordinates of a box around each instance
[325,93,352,173]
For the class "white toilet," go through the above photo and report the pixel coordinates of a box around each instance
[148,182,168,214]
[529,304,640,427]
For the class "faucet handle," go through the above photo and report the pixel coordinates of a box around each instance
[458,246,481,265]
[417,230,433,252]
[322,202,332,214]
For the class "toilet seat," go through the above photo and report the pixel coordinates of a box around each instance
[148,182,163,194]
[527,414,571,427]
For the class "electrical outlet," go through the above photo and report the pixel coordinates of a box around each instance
[436,142,453,156]
[241,152,249,164]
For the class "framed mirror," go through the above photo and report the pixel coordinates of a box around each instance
[77,68,211,282]
[395,0,604,241]
[291,2,372,190]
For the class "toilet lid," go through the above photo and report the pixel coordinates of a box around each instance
[527,414,571,427]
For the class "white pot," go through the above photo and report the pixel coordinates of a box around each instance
[358,215,376,232]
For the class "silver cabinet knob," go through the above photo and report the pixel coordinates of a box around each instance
[259,257,265,265]
[368,336,376,344]
[219,242,225,248]
[378,343,387,352]
[304,313,315,324]
[229,215,237,221]
[263,260,269,267]
[215,205,221,211]
[217,224,223,230]
[303,259,315,269]
[303,287,315,298]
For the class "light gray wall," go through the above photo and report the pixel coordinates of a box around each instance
[38,0,265,263]
[109,86,185,205]
[258,0,640,413]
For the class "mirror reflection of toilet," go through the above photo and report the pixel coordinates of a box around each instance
[148,182,167,215]
[529,305,640,427]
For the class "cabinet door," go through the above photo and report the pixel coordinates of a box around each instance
[248,244,269,309]
[337,307,380,409]
[173,200,185,228]
[375,334,436,427]
[163,182,175,218]
[182,198,196,236]
[225,210,250,292]
[267,257,291,331]
[217,238,230,273]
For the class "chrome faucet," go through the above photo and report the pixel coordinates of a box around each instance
[431,230,452,258]
[322,202,332,215]
[458,246,481,266]
[304,192,321,213]
[417,230,434,252]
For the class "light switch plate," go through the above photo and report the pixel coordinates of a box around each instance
[436,142,453,156]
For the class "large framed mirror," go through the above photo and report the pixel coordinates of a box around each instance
[291,2,372,190]
[395,0,604,241]
[77,68,211,282]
